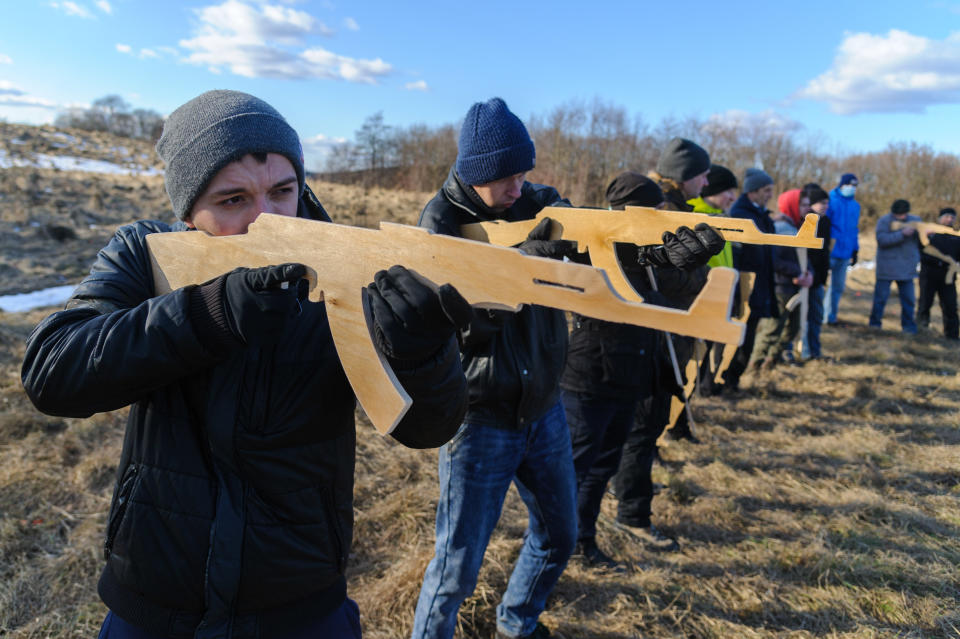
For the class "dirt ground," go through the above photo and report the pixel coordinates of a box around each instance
[1,127,958,637]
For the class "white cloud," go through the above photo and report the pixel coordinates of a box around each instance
[0,54,12,65]
[343,17,359,31]
[303,132,348,148]
[50,1,94,18]
[116,43,132,54]
[703,109,802,134]
[404,79,429,92]
[140,48,159,59]
[158,46,179,56]
[798,29,960,114]
[0,82,57,108]
[302,133,349,171]
[96,0,112,14]
[179,0,391,83]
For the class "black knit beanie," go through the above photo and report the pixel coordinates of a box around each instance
[605,172,664,210]
[455,97,535,186]
[656,137,711,182]
[156,90,305,221]
[891,199,911,215]
[701,164,738,197]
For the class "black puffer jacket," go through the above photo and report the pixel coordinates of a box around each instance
[418,168,569,428]
[21,189,467,639]
[560,241,703,399]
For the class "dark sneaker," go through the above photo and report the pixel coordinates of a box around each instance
[666,412,701,444]
[666,426,701,444]
[574,539,627,573]
[621,524,679,552]
[497,622,555,639]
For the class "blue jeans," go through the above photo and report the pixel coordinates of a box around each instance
[802,284,825,358]
[562,391,636,543]
[411,402,577,639]
[869,279,917,333]
[824,257,850,324]
[98,600,362,638]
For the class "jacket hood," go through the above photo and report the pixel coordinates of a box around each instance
[778,189,802,226]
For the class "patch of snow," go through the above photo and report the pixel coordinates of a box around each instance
[0,149,161,176]
[851,260,875,271]
[0,284,76,312]
[51,132,78,144]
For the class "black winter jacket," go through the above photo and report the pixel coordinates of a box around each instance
[809,214,833,288]
[560,242,701,400]
[21,189,467,639]
[730,194,779,319]
[920,233,960,274]
[418,169,569,428]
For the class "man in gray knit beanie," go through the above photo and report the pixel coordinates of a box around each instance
[156,89,306,222]
[22,89,472,638]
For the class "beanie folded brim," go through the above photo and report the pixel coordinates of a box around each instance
[163,112,305,220]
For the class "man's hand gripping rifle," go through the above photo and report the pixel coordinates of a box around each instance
[461,206,823,302]
[147,215,745,436]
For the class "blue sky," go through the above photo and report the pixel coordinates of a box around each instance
[3,0,960,171]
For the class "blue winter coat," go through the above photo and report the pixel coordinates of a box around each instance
[875,213,922,281]
[827,188,861,260]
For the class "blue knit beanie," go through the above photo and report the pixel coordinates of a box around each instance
[156,90,305,220]
[455,98,535,186]
[838,173,858,187]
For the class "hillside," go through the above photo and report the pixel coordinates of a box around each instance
[0,123,958,638]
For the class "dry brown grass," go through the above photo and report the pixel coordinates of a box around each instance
[1,177,958,638]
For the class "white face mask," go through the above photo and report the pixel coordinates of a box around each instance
[839,184,857,197]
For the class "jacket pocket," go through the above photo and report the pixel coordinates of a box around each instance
[241,483,348,610]
[599,342,647,385]
[104,464,139,560]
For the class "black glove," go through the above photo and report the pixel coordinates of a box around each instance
[191,263,307,351]
[517,217,578,260]
[850,250,858,266]
[637,223,724,270]
[367,265,473,365]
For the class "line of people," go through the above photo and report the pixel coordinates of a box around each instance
[19,89,960,639]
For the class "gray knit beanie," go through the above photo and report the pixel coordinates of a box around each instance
[656,137,711,182]
[742,168,773,193]
[156,90,305,220]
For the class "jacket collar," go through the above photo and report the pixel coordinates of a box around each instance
[441,167,521,222]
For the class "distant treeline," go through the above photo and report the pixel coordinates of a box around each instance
[55,95,163,142]
[320,100,960,223]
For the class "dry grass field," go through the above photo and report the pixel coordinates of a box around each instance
[1,152,958,638]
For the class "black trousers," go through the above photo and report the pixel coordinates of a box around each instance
[917,267,959,339]
[612,394,671,528]
[563,391,638,542]
[722,313,761,389]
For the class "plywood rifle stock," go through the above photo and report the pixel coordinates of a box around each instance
[889,220,960,247]
[146,214,744,436]
[890,220,960,282]
[461,206,822,302]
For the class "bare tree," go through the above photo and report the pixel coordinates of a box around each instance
[355,112,394,184]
